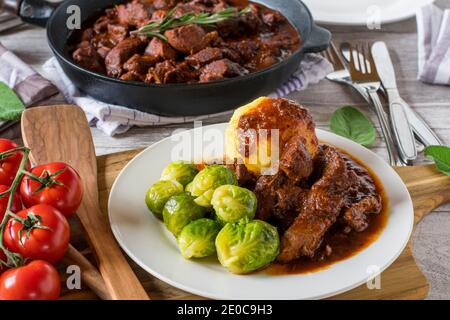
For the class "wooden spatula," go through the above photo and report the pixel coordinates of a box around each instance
[21,105,149,300]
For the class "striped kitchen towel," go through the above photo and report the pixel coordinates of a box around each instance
[417,4,450,85]
[0,42,58,133]
[42,54,332,136]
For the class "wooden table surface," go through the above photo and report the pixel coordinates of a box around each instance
[1,0,450,299]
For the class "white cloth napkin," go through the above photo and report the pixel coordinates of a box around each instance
[42,54,332,136]
[417,4,450,85]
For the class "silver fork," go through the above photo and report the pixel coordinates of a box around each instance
[321,43,430,156]
[346,43,404,166]
[319,42,372,103]
[320,43,397,134]
[319,43,409,164]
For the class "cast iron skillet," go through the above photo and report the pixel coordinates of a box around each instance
[47,0,330,116]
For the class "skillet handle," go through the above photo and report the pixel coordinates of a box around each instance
[17,0,60,27]
[301,24,331,53]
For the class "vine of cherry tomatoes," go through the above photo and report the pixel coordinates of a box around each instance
[0,138,83,300]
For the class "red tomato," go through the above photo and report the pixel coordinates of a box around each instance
[20,162,83,219]
[0,185,22,221]
[4,204,70,263]
[0,260,60,300]
[0,139,29,187]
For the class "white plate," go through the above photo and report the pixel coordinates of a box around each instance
[108,124,413,300]
[303,0,434,25]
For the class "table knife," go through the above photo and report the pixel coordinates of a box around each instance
[372,41,417,164]
[340,42,442,148]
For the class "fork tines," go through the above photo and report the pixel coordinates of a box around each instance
[347,42,380,81]
[320,42,345,71]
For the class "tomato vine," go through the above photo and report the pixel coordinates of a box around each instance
[0,147,31,267]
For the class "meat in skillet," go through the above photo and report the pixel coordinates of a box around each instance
[70,0,301,84]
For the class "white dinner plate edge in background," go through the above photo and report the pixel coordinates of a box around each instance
[302,0,435,26]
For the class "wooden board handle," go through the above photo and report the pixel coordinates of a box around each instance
[396,165,450,224]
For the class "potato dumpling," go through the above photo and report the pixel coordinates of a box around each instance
[225,97,318,174]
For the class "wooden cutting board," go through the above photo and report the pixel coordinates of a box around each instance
[59,148,450,300]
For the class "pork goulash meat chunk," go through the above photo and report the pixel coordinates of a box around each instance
[107,24,129,45]
[164,25,218,54]
[145,37,178,61]
[339,153,382,232]
[124,54,158,74]
[105,37,146,77]
[277,145,351,262]
[254,173,286,222]
[120,54,159,80]
[116,0,153,27]
[279,135,314,183]
[253,134,313,227]
[186,47,224,67]
[199,59,248,82]
[147,60,198,84]
[226,161,257,188]
[72,45,105,74]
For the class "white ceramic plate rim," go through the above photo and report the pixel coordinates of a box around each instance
[108,123,414,300]
[302,0,435,26]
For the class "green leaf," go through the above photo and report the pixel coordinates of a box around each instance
[425,145,450,176]
[0,82,24,121]
[330,106,376,147]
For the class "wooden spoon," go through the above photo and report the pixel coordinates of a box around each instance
[21,105,149,300]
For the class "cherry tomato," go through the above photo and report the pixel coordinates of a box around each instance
[0,260,60,300]
[0,139,29,187]
[0,185,22,222]
[20,162,83,219]
[4,204,70,263]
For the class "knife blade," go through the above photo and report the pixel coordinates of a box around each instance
[372,41,417,164]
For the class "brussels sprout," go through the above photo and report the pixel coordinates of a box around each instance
[163,192,206,237]
[211,185,257,224]
[190,165,238,208]
[161,161,199,187]
[145,180,183,219]
[177,219,222,259]
[185,182,193,193]
[216,220,280,274]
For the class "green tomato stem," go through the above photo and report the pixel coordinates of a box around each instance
[0,147,31,268]
[0,147,28,158]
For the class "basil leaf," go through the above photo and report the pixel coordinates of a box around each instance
[330,106,376,147]
[0,82,25,121]
[425,145,450,176]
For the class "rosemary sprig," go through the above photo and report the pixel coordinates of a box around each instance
[131,6,252,40]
